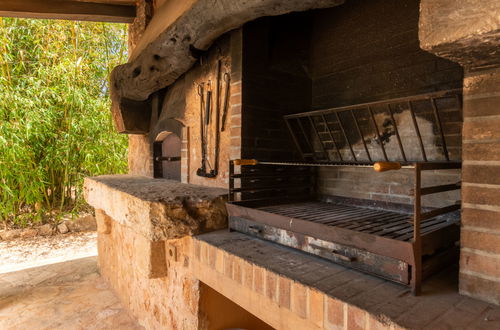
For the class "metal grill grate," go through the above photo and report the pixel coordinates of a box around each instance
[256,202,457,242]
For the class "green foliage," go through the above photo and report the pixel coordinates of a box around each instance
[0,18,128,226]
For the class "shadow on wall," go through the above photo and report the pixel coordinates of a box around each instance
[199,282,274,330]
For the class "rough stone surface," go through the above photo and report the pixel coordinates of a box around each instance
[128,134,153,176]
[19,228,38,239]
[110,0,344,132]
[97,218,199,329]
[419,0,500,68]
[0,229,21,241]
[84,175,228,241]
[0,231,97,275]
[37,223,54,236]
[57,222,69,234]
[65,214,97,232]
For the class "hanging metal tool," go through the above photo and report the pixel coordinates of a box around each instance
[197,82,205,165]
[197,82,214,177]
[197,59,223,178]
[213,59,222,175]
[221,72,231,131]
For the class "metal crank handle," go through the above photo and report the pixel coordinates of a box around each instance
[373,161,402,172]
[233,159,259,166]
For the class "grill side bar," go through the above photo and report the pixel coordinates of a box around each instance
[412,163,423,295]
[284,118,307,160]
[430,97,450,161]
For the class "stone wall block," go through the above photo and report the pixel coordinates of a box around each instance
[419,0,500,69]
[95,209,112,235]
[84,175,228,241]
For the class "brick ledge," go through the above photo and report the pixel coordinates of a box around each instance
[193,231,500,329]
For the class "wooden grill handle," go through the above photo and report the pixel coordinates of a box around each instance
[233,159,259,166]
[374,161,402,172]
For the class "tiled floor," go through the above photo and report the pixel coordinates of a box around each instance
[0,255,142,330]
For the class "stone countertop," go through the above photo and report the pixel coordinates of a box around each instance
[84,175,228,241]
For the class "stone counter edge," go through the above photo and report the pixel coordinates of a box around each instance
[84,175,228,241]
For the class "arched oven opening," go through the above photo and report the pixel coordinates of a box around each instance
[153,131,181,180]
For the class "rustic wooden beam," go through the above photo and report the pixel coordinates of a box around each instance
[0,0,136,23]
[110,0,345,133]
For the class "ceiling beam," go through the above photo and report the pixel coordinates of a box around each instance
[0,0,136,23]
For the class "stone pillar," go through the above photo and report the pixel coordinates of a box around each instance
[128,134,153,176]
[460,68,500,304]
[420,0,500,305]
[127,0,154,177]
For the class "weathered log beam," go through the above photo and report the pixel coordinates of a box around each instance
[0,0,136,23]
[110,0,345,133]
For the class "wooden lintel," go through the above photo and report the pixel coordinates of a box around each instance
[0,0,136,23]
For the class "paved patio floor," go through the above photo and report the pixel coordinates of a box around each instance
[0,233,142,330]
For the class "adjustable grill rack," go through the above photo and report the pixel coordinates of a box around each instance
[284,89,462,163]
[227,90,463,295]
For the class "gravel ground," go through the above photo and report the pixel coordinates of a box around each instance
[0,232,97,274]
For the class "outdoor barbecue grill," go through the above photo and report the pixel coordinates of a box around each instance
[227,89,462,295]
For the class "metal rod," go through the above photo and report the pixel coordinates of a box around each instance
[297,118,318,161]
[321,115,343,161]
[387,104,407,162]
[368,106,389,161]
[284,118,306,161]
[412,163,422,295]
[420,204,461,221]
[229,160,235,201]
[231,159,459,169]
[155,156,181,162]
[430,98,450,161]
[335,111,357,162]
[254,160,375,167]
[420,162,461,170]
[221,72,231,131]
[420,183,460,195]
[285,88,461,119]
[408,101,427,162]
[350,109,372,162]
[308,116,330,161]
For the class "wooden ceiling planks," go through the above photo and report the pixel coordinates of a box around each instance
[0,0,136,23]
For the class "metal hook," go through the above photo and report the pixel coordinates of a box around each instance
[197,82,204,96]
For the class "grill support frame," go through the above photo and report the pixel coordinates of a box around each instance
[228,160,461,295]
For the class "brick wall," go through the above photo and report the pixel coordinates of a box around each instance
[310,0,462,109]
[459,68,500,305]
[229,29,243,162]
[309,0,463,206]
[142,31,242,188]
[192,236,402,329]
[239,0,463,207]
[241,15,311,161]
